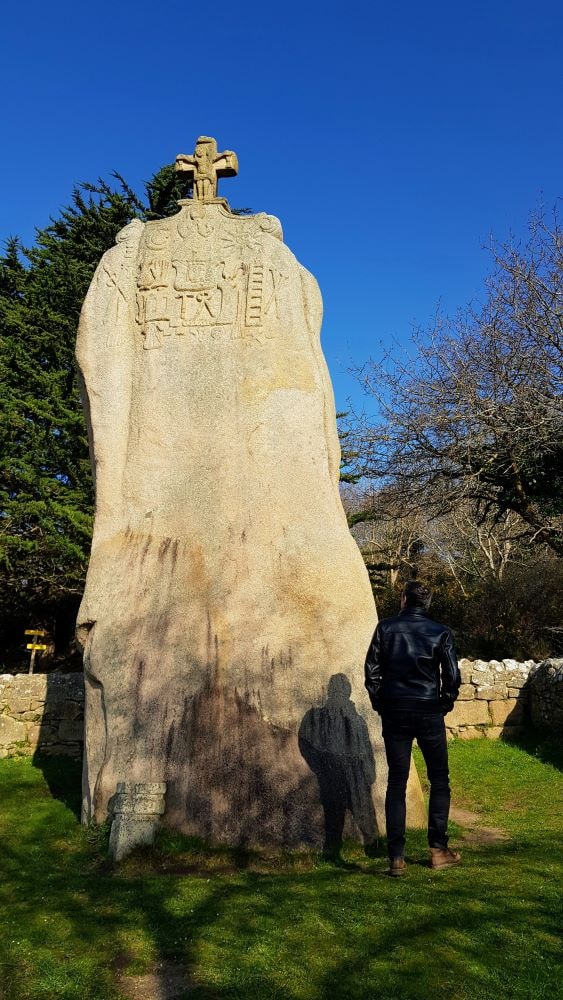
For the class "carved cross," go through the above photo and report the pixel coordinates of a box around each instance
[176,136,239,203]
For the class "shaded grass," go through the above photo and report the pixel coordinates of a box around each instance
[0,740,561,1000]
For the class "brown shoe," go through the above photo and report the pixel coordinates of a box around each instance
[388,857,407,877]
[430,847,462,870]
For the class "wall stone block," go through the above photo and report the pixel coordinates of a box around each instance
[0,715,26,746]
[459,661,473,684]
[457,684,475,700]
[470,670,495,686]
[59,720,84,741]
[507,686,527,699]
[474,684,508,700]
[448,700,491,727]
[11,675,48,698]
[489,699,524,726]
[6,696,33,714]
[457,726,485,739]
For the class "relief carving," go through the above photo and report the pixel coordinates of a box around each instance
[101,220,143,347]
[245,266,287,327]
[144,226,170,251]
[138,258,172,290]
[136,290,171,350]
[175,136,238,203]
[135,251,287,349]
[131,163,287,350]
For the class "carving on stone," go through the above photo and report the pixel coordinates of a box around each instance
[116,219,144,249]
[144,226,170,251]
[176,136,238,203]
[134,234,288,348]
[101,264,130,342]
[101,220,143,347]
[258,214,283,241]
[177,212,192,240]
[221,229,261,258]
[245,266,287,327]
[197,218,215,237]
[138,258,172,290]
[136,290,171,350]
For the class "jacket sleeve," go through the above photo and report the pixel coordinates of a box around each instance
[439,629,461,714]
[364,625,383,713]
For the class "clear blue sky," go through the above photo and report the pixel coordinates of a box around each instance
[2,0,562,414]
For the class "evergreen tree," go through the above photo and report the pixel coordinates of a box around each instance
[0,165,192,646]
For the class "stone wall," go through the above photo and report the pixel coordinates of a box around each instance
[447,659,534,740]
[528,659,563,737]
[1,659,561,759]
[0,673,84,759]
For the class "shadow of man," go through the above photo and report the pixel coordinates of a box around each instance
[298,673,377,854]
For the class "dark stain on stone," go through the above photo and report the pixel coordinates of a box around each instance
[206,613,213,670]
[213,634,220,682]
[158,538,172,559]
[140,535,152,563]
[132,658,145,731]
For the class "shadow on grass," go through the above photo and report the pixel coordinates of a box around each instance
[1,755,562,1000]
[28,669,85,821]
[32,754,83,818]
[509,726,563,771]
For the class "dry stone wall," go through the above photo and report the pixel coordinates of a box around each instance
[448,659,534,740]
[528,659,563,736]
[0,673,84,759]
[1,658,561,760]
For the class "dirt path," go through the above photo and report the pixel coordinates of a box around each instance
[450,805,510,844]
[117,960,195,1000]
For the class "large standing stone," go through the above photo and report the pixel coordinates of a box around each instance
[76,136,426,846]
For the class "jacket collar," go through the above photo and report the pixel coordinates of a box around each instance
[399,606,428,617]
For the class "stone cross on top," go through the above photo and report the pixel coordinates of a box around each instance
[176,136,238,203]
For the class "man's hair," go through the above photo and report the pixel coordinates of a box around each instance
[402,580,432,610]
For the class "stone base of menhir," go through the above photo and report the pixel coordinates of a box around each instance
[108,782,166,862]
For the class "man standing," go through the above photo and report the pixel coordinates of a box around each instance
[364,581,461,876]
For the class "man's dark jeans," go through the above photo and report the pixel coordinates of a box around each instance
[381,708,450,859]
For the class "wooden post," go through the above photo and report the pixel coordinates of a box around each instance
[24,629,47,674]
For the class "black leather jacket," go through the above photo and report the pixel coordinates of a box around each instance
[364,607,461,714]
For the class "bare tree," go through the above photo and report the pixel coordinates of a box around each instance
[352,206,563,555]
[424,506,531,592]
[342,485,426,588]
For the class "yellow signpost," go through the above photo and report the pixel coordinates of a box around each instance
[24,629,48,674]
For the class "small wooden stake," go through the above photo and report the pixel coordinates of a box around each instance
[24,629,47,674]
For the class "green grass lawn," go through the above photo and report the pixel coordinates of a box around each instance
[0,737,561,1000]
